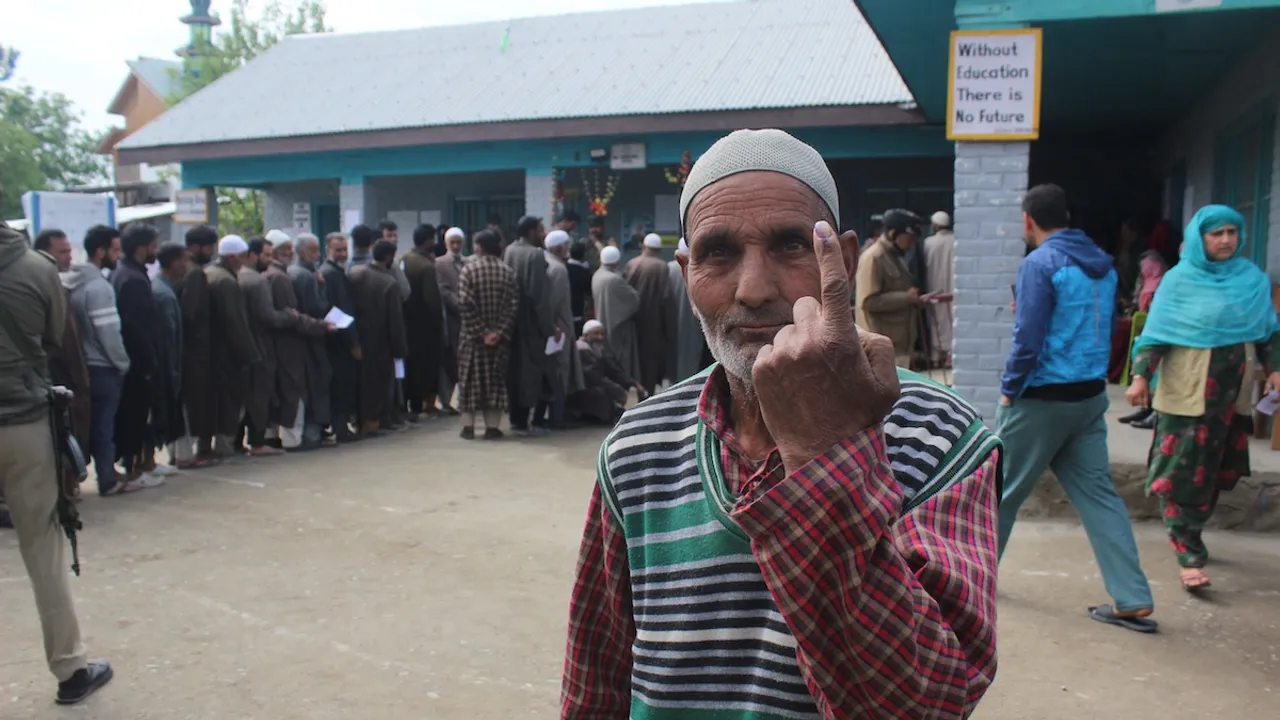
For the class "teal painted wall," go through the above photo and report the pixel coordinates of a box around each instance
[181,125,952,189]
[956,0,1280,26]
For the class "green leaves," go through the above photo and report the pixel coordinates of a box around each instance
[0,85,108,218]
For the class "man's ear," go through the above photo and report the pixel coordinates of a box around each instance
[839,230,859,282]
[676,247,689,281]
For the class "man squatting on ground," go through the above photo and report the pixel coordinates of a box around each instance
[562,129,1003,719]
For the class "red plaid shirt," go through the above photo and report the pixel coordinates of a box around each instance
[561,367,1000,719]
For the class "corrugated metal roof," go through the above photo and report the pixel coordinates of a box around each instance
[128,57,182,102]
[121,0,910,150]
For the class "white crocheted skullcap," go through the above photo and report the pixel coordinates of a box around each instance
[600,246,622,265]
[680,129,839,232]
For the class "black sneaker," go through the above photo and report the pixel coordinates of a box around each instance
[483,428,504,440]
[56,661,113,705]
[460,426,476,440]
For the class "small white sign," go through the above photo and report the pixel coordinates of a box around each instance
[1156,0,1222,12]
[342,209,362,233]
[292,201,311,231]
[611,142,646,170]
[947,28,1042,141]
[174,189,209,224]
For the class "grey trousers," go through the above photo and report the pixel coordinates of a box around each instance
[0,414,89,681]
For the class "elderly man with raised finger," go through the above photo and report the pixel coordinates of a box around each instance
[561,129,1003,720]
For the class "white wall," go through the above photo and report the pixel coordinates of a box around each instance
[1160,28,1280,273]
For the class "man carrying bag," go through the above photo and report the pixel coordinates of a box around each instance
[0,214,114,705]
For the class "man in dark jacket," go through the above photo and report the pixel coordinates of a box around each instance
[177,225,218,465]
[289,234,335,449]
[566,242,593,337]
[111,224,161,485]
[0,220,114,704]
[151,244,187,467]
[348,240,408,435]
[401,224,445,417]
[320,233,361,442]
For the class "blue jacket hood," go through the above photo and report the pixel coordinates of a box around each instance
[1041,229,1113,279]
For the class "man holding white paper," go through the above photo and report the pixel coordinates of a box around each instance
[287,234,339,450]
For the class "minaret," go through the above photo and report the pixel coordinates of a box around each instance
[177,0,221,59]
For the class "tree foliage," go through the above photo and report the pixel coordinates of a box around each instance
[0,80,109,219]
[169,0,330,103]
[167,1,330,234]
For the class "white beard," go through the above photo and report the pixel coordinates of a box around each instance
[692,304,759,388]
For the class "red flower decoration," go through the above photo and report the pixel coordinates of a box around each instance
[1160,434,1178,456]
[1193,467,1206,486]
[1164,503,1180,518]
[1194,426,1208,445]
[1204,378,1218,398]
[1150,477,1173,495]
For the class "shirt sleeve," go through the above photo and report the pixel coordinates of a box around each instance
[1001,255,1055,399]
[731,432,1000,719]
[561,485,635,720]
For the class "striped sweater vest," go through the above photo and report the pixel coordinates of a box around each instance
[596,366,1001,720]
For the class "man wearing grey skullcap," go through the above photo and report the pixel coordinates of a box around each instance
[564,129,1002,719]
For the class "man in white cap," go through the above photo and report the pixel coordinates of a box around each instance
[435,227,467,413]
[666,236,707,382]
[540,229,583,427]
[923,210,956,367]
[205,235,260,455]
[623,233,674,395]
[567,319,645,424]
[590,245,641,384]
[563,129,1002,719]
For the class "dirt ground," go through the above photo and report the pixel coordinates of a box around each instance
[2,419,1277,719]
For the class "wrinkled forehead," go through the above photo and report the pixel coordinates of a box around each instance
[683,171,834,242]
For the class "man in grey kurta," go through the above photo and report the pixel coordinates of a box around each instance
[591,245,641,382]
[666,237,707,383]
[624,234,674,394]
[238,237,295,456]
[542,230,584,427]
[435,228,466,412]
[503,215,557,434]
[287,234,336,449]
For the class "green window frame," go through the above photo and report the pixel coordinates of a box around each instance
[1212,101,1276,268]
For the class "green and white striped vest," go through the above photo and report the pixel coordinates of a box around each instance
[596,366,1001,720]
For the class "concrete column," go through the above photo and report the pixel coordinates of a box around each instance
[171,186,219,243]
[263,189,292,233]
[950,141,1030,422]
[525,170,554,222]
[339,180,379,232]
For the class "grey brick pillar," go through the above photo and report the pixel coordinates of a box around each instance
[951,141,1030,423]
[263,189,291,233]
[525,171,554,221]
[339,179,378,232]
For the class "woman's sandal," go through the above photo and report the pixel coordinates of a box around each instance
[100,479,141,497]
[1181,568,1212,594]
[1087,605,1159,634]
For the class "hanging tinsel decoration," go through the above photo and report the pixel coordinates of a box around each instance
[664,150,692,186]
[582,167,621,216]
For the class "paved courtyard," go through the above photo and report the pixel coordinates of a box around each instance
[2,418,1278,719]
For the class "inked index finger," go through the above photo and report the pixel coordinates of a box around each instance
[813,220,852,319]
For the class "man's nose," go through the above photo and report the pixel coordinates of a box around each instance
[733,247,780,309]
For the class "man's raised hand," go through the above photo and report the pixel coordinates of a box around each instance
[752,220,899,474]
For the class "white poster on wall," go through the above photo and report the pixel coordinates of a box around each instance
[292,202,311,231]
[174,189,209,224]
[22,191,116,264]
[420,210,442,228]
[342,209,362,233]
[654,194,680,233]
[946,28,1042,140]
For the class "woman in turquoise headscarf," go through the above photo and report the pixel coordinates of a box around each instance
[1125,205,1280,592]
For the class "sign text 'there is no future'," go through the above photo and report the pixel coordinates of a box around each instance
[947,28,1043,141]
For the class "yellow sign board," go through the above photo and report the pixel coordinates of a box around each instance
[946,28,1043,141]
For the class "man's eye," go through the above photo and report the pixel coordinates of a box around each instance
[781,240,808,252]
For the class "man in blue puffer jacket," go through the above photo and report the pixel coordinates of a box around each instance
[995,183,1156,633]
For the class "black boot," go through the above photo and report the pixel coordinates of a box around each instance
[1118,407,1151,424]
[57,661,113,705]
[1130,411,1157,430]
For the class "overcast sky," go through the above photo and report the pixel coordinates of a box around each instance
[5,0,729,132]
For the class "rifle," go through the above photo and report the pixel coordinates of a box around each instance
[47,386,86,575]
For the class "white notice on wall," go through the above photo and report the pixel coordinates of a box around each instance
[342,209,362,233]
[292,202,311,231]
[22,191,116,264]
[1155,0,1222,12]
[947,28,1042,141]
[174,189,209,224]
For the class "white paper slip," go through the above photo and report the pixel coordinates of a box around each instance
[323,306,355,329]
[394,359,405,379]
[545,334,566,355]
[1257,391,1280,416]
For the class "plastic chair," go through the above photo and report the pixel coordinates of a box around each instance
[1119,311,1147,387]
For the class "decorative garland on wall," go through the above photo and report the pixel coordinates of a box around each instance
[665,150,692,186]
[581,167,622,216]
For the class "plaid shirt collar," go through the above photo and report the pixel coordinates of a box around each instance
[697,365,784,493]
